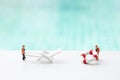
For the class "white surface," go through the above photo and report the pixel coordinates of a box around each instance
[0,51,120,80]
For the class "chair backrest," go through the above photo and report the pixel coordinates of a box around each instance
[49,48,62,57]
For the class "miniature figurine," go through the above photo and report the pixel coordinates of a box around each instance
[95,45,100,55]
[21,45,26,61]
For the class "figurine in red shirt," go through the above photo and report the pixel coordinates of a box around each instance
[21,45,26,60]
[95,45,100,55]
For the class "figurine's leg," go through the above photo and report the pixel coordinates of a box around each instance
[23,54,26,60]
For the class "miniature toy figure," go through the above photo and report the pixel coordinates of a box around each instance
[21,45,26,61]
[95,45,100,55]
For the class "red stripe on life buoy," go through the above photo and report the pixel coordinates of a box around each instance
[93,55,99,60]
[81,54,86,58]
[83,59,87,64]
[89,50,93,55]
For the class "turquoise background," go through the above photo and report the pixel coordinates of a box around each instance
[0,0,120,50]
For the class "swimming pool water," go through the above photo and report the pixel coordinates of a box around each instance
[0,0,120,50]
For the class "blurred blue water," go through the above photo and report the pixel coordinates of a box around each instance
[0,0,120,50]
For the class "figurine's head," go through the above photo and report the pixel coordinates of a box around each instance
[95,45,98,48]
[22,45,25,47]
